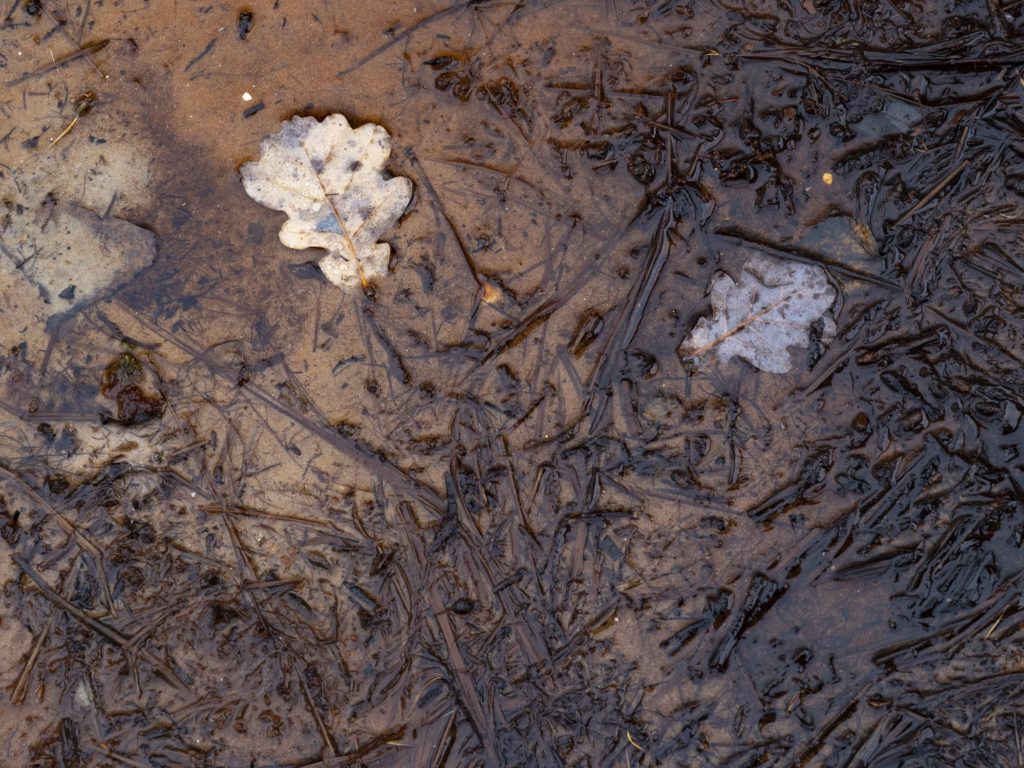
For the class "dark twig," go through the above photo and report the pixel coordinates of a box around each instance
[407,151,483,288]
[892,159,971,228]
[5,39,109,86]
[716,228,900,288]
[335,0,491,79]
[581,205,674,439]
[76,0,92,43]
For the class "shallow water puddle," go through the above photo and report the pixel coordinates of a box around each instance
[1,0,1023,766]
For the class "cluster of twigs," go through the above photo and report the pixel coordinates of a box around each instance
[1,0,1023,766]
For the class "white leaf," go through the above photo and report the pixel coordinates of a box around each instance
[681,252,837,374]
[241,114,413,288]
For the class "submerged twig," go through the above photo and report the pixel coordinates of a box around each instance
[716,228,900,288]
[406,151,484,289]
[5,39,109,86]
[335,0,491,79]
[892,159,971,228]
[580,204,674,439]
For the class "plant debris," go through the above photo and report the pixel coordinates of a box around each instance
[680,252,837,373]
[1,0,1023,766]
[240,114,413,288]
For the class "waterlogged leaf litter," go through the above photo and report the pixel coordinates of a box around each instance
[241,114,413,288]
[2,0,1024,764]
[681,253,837,374]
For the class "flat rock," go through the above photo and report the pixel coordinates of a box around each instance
[0,200,156,350]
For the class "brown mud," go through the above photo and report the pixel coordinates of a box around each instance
[1,0,1023,766]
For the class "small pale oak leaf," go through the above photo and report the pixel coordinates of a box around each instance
[680,252,837,374]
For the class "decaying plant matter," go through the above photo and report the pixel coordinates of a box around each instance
[241,114,413,288]
[680,252,837,374]
[1,0,1023,766]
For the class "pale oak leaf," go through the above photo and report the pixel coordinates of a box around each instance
[681,252,837,374]
[241,114,413,288]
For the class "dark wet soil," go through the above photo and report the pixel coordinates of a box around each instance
[2,0,1024,766]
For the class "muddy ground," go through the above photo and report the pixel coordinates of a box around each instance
[1,0,1023,765]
